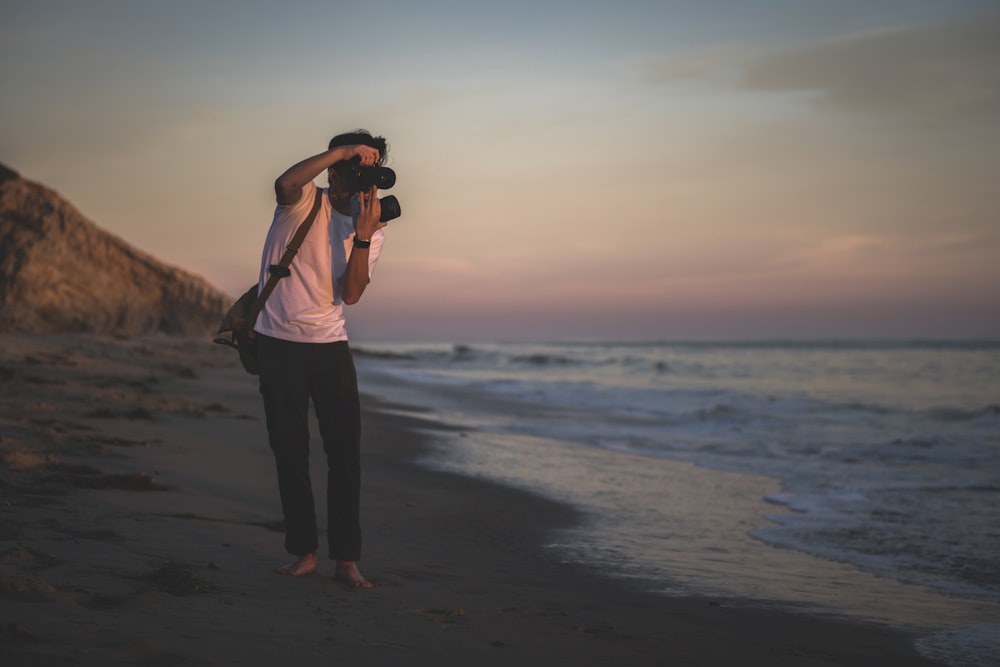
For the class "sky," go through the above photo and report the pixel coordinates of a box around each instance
[2,0,998,341]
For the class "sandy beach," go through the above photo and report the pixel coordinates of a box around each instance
[0,334,940,666]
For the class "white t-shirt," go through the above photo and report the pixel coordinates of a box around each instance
[253,182,384,343]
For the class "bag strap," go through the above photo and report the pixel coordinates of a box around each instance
[246,188,325,328]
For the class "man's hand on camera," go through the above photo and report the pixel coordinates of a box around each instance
[334,144,380,167]
[354,185,386,241]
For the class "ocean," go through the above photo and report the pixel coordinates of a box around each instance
[352,340,1000,665]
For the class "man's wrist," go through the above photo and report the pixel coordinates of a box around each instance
[353,236,371,249]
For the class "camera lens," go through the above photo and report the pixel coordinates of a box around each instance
[379,195,401,222]
[359,166,395,190]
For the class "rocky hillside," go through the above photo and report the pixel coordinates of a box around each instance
[0,163,230,335]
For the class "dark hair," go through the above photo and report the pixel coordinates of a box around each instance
[328,129,388,166]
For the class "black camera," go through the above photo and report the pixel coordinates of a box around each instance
[335,157,401,222]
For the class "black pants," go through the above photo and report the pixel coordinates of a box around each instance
[257,334,362,561]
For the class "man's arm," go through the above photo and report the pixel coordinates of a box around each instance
[274,144,381,205]
[342,186,387,305]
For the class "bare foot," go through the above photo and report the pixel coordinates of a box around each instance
[276,552,317,576]
[334,561,373,588]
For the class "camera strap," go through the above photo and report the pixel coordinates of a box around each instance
[246,187,325,328]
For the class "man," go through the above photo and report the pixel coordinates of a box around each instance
[253,130,390,588]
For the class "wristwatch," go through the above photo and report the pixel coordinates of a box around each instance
[353,236,371,249]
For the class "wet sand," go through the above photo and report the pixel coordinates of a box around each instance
[0,334,938,665]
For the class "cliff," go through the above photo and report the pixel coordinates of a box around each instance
[0,163,230,335]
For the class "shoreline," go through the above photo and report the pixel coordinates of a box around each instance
[384,397,1000,635]
[352,343,1000,637]
[0,334,941,665]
